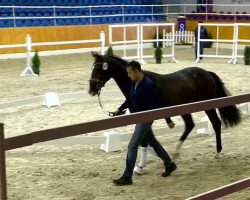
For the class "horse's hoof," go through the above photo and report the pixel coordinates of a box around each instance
[133,166,144,175]
[214,152,220,159]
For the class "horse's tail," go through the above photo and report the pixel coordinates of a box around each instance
[209,71,242,128]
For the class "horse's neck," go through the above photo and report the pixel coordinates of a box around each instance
[143,71,162,80]
[112,67,130,99]
[112,69,162,98]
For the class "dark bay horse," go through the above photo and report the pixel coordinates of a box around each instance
[88,52,241,158]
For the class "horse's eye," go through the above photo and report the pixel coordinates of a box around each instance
[92,63,103,71]
[92,63,98,68]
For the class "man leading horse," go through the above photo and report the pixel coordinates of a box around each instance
[112,61,177,186]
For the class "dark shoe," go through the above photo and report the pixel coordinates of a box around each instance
[113,176,132,186]
[162,162,177,177]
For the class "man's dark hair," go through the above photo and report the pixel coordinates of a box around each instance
[127,60,142,72]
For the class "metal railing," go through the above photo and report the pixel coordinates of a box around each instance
[0,4,249,27]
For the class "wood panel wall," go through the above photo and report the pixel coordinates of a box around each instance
[0,24,158,54]
[0,21,249,54]
[0,25,109,53]
[185,21,250,42]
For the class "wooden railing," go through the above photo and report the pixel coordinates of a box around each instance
[0,93,249,200]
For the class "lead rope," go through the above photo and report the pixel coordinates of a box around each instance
[97,90,114,116]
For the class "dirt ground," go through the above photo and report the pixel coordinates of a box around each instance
[0,47,249,200]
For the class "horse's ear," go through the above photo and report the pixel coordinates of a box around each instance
[91,51,97,57]
[91,51,102,61]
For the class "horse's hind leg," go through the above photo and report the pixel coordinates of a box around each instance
[173,114,194,158]
[205,109,222,158]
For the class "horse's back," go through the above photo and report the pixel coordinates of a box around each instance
[157,67,217,106]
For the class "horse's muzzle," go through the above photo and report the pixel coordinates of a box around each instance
[88,79,104,96]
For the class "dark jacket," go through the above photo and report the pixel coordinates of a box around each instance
[195,26,208,42]
[118,76,163,113]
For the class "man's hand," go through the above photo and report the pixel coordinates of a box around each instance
[109,110,126,116]
[167,121,175,129]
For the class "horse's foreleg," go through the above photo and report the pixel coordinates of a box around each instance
[133,147,148,175]
[133,145,158,174]
[134,117,177,172]
[173,114,194,159]
[205,110,222,158]
[138,147,148,168]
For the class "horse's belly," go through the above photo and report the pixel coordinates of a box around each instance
[163,84,217,107]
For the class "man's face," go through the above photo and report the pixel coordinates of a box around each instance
[127,66,140,81]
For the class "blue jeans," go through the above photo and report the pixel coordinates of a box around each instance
[123,122,172,179]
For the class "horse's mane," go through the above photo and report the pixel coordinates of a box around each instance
[143,70,159,75]
[102,55,163,78]
[103,55,128,67]
[143,70,163,79]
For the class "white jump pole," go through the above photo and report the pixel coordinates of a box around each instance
[216,25,219,56]
[123,26,126,58]
[138,24,143,64]
[163,29,166,47]
[139,24,146,64]
[157,25,159,47]
[171,25,178,63]
[228,24,237,64]
[20,34,37,77]
[233,24,239,64]
[100,31,105,55]
[195,23,201,63]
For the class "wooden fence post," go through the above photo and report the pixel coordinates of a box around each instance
[0,123,7,200]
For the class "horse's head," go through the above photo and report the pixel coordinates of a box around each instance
[89,52,112,96]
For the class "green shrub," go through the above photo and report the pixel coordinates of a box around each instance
[105,45,114,56]
[154,46,163,64]
[32,50,40,76]
[244,46,250,59]
[244,46,250,65]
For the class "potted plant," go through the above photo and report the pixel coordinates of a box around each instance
[244,46,250,65]
[32,50,41,76]
[106,45,114,56]
[154,46,163,64]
